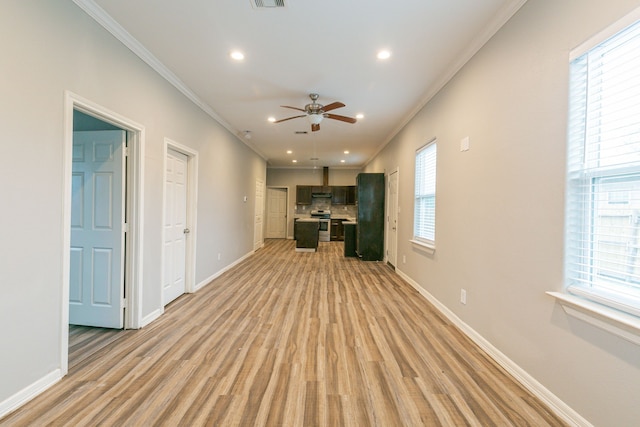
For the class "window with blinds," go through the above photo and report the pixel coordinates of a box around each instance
[414,140,437,246]
[565,17,640,317]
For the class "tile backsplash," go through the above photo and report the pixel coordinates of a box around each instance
[295,199,357,217]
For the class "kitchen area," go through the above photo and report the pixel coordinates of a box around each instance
[285,167,384,260]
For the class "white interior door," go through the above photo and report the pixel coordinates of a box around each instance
[163,149,188,305]
[387,170,399,267]
[266,188,287,238]
[254,179,265,250]
[69,130,125,328]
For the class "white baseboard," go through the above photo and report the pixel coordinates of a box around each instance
[395,268,592,427]
[140,308,163,328]
[195,250,255,292]
[0,369,62,419]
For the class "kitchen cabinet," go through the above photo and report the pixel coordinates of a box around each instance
[343,222,357,257]
[331,186,347,205]
[332,185,356,205]
[294,219,319,252]
[346,185,357,205]
[296,185,312,205]
[356,173,385,261]
[330,218,344,241]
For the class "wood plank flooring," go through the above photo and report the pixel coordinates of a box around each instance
[1,239,568,426]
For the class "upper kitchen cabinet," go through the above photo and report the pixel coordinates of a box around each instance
[332,185,357,205]
[296,185,312,205]
[331,186,347,205]
[346,185,356,205]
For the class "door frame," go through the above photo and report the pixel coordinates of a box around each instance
[161,138,198,306]
[254,179,265,250]
[61,91,145,375]
[386,167,399,267]
[266,186,289,239]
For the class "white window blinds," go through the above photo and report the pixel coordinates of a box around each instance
[565,18,640,316]
[414,141,437,245]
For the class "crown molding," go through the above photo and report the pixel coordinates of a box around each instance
[365,0,529,167]
[70,0,268,161]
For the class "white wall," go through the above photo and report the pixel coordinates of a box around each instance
[366,0,640,425]
[0,0,265,411]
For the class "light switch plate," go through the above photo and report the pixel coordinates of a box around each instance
[461,136,470,152]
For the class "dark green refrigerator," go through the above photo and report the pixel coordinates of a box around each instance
[356,173,385,261]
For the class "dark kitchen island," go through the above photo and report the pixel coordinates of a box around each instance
[294,218,319,252]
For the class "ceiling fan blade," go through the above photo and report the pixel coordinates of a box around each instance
[281,105,306,112]
[325,113,357,124]
[274,115,306,123]
[311,123,320,132]
[321,101,345,112]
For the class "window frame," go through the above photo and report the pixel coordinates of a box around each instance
[412,138,437,250]
[552,9,640,344]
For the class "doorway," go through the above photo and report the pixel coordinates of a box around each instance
[266,187,288,238]
[162,139,198,306]
[386,169,399,268]
[62,92,145,375]
[254,179,265,250]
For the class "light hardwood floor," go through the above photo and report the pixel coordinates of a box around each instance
[1,239,568,426]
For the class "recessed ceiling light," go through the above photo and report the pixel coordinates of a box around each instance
[230,51,245,61]
[268,117,276,122]
[287,150,292,154]
[356,113,364,119]
[341,160,346,163]
[344,150,350,154]
[292,159,297,163]
[377,50,391,60]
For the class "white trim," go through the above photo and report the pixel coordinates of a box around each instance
[0,370,62,419]
[70,0,268,161]
[195,250,255,292]
[409,239,436,255]
[63,92,146,353]
[140,308,164,329]
[547,291,640,346]
[396,269,592,427]
[570,5,640,60]
[162,139,199,305]
[385,168,399,266]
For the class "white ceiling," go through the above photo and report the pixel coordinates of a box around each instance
[75,0,526,168]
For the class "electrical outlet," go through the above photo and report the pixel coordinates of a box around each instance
[460,289,467,305]
[218,253,221,261]
[402,255,406,264]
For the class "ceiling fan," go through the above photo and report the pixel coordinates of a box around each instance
[274,93,357,132]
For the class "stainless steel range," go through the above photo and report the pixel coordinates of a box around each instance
[310,209,331,242]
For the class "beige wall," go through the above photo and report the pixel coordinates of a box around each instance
[0,0,266,412]
[366,0,640,425]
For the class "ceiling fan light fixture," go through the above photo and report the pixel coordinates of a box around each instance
[307,113,323,125]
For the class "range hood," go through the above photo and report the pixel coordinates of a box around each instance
[312,167,331,197]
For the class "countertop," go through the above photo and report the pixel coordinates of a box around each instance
[295,218,320,223]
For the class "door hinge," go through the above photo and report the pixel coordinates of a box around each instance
[123,223,130,232]
[121,297,127,307]
[124,147,130,157]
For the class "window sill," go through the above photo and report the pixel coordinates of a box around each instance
[410,239,435,255]
[546,291,640,346]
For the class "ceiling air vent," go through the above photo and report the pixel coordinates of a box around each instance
[251,0,286,8]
